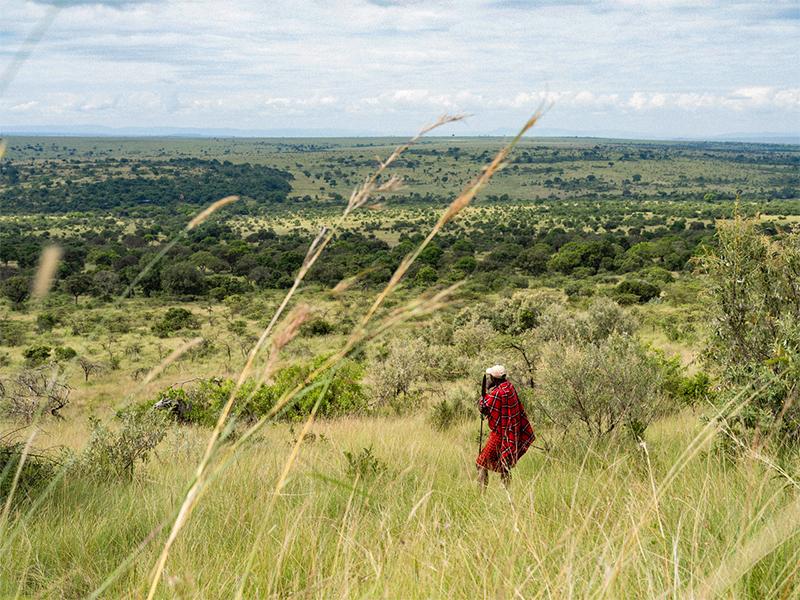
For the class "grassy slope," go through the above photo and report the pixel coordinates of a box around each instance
[3,411,797,598]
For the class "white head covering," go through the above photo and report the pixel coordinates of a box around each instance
[486,365,506,378]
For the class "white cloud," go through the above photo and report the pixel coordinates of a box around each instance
[1,0,797,135]
[774,89,800,108]
[10,101,39,111]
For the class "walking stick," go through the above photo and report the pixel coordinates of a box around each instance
[478,373,487,455]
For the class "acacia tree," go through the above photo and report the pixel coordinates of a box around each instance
[62,272,92,305]
[698,214,800,442]
[1,276,30,308]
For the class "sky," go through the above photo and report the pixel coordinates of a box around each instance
[0,0,799,138]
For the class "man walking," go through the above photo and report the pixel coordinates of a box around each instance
[476,365,534,489]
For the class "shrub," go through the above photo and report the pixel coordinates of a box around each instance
[613,279,661,303]
[147,357,367,426]
[638,266,675,284]
[536,305,589,343]
[0,276,30,307]
[369,337,469,408]
[452,317,496,358]
[300,317,334,336]
[152,307,201,338]
[429,387,474,431]
[161,261,207,297]
[585,297,637,341]
[535,335,667,440]
[36,311,60,333]
[54,346,77,362]
[1,439,59,501]
[343,446,386,479]
[22,344,52,367]
[72,411,168,481]
[0,366,70,422]
[0,319,27,347]
[697,216,800,443]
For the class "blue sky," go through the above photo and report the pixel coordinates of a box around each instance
[1,0,798,137]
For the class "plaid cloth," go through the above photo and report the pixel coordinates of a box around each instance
[476,430,505,472]
[478,381,534,469]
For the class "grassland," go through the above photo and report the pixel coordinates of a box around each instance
[1,134,799,599]
[4,408,798,599]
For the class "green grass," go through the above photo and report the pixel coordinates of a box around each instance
[2,412,798,598]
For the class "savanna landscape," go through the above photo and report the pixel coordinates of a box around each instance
[1,120,799,600]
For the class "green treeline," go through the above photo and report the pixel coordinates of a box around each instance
[0,158,293,214]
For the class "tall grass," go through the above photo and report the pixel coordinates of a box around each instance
[2,413,798,598]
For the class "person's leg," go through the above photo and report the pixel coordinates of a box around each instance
[476,465,488,490]
[500,468,511,487]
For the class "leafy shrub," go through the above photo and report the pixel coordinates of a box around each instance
[54,346,78,362]
[1,440,59,501]
[0,319,27,347]
[0,276,30,307]
[659,314,695,341]
[72,411,168,481]
[36,311,60,333]
[698,216,800,444]
[564,280,594,299]
[207,274,251,301]
[454,290,554,335]
[152,307,201,338]
[536,305,590,342]
[161,261,207,297]
[613,279,661,304]
[343,446,386,479]
[429,387,474,431]
[300,317,334,336]
[535,335,667,440]
[585,297,637,341]
[638,266,675,284]
[22,344,52,367]
[452,317,497,358]
[369,336,469,408]
[148,357,367,426]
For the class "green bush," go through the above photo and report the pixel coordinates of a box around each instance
[698,216,800,444]
[638,266,675,284]
[429,387,474,431]
[148,357,367,426]
[535,335,668,440]
[54,346,77,362]
[152,307,201,338]
[343,446,386,479]
[0,319,27,347]
[22,344,52,367]
[71,411,168,481]
[613,279,661,304]
[1,441,59,501]
[300,317,334,336]
[36,311,60,333]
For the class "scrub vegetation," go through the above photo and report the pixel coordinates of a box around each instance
[0,126,799,598]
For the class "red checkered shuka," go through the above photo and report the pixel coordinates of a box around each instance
[478,380,534,469]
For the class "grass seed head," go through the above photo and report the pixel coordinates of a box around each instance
[187,196,238,229]
[31,245,62,303]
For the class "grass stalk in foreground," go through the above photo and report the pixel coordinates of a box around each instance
[144,112,473,599]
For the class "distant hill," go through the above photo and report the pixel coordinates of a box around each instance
[1,124,797,145]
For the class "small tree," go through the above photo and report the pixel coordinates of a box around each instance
[78,357,106,382]
[536,335,666,440]
[1,365,70,422]
[697,215,800,443]
[62,272,93,305]
[1,276,30,308]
